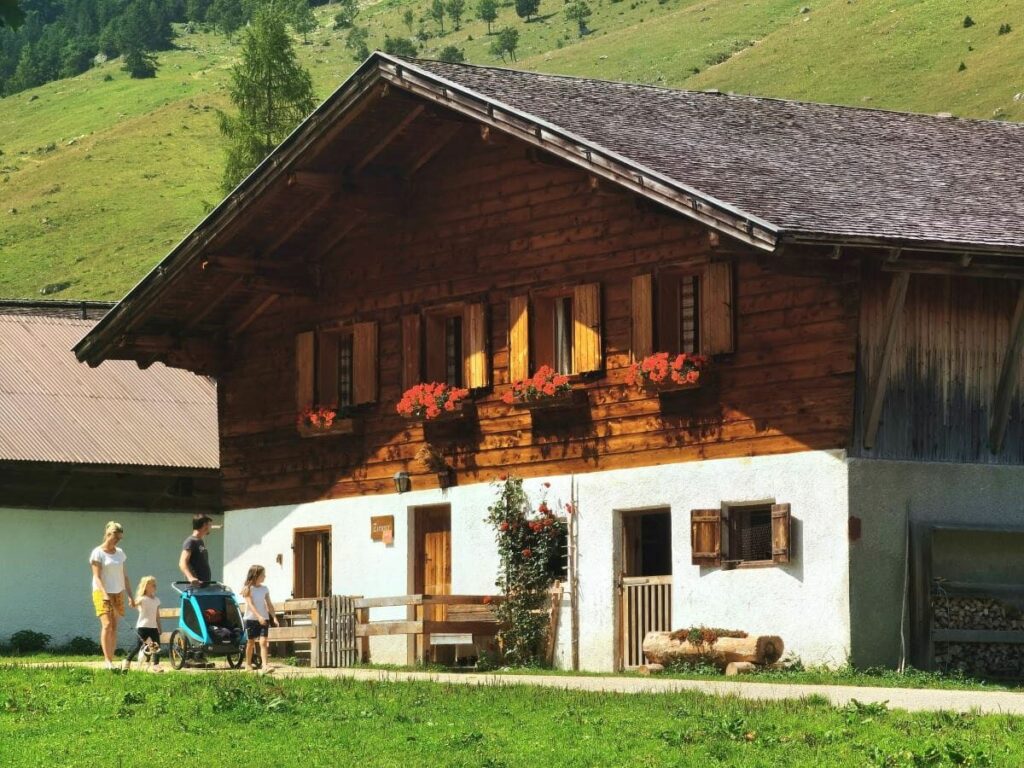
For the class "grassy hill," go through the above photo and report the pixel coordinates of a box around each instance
[0,0,1021,300]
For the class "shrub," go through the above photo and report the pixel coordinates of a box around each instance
[998,23,1011,35]
[438,45,466,63]
[958,61,967,72]
[962,15,974,28]
[58,636,101,655]
[8,629,50,653]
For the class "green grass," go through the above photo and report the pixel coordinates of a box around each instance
[1,667,1021,767]
[0,0,1021,300]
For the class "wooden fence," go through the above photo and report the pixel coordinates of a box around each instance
[621,575,672,668]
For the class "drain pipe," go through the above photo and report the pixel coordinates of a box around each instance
[898,500,911,674]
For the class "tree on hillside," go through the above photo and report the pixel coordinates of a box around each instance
[488,24,517,61]
[208,0,245,37]
[476,0,497,33]
[344,24,369,60]
[122,44,158,77]
[564,0,590,36]
[218,4,316,193]
[289,0,317,42]
[383,33,417,56]
[402,7,414,33]
[445,0,464,30]
[514,0,539,22]
[429,0,444,33]
[438,44,464,62]
[186,0,211,23]
[333,0,358,28]
[0,0,25,29]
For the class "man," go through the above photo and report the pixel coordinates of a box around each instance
[179,514,216,585]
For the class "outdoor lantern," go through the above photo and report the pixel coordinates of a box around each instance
[394,471,411,494]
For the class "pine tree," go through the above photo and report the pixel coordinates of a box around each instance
[208,0,245,37]
[445,0,464,30]
[429,0,444,33]
[514,0,538,22]
[489,24,517,61]
[402,7,414,33]
[289,0,316,43]
[476,0,496,34]
[333,0,358,28]
[564,0,590,36]
[122,44,157,77]
[344,24,368,60]
[218,4,316,193]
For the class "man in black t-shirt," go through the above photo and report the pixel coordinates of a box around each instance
[179,514,215,585]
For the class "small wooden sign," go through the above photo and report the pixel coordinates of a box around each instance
[371,515,394,543]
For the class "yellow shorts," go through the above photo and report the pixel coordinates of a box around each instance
[92,590,125,618]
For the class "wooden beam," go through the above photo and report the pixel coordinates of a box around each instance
[352,105,425,175]
[239,273,314,297]
[181,276,244,333]
[883,260,1024,281]
[989,282,1024,453]
[229,293,279,335]
[404,122,462,178]
[286,170,345,195]
[312,210,367,258]
[863,271,910,449]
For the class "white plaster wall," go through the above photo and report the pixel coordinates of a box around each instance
[224,449,851,670]
[0,508,223,649]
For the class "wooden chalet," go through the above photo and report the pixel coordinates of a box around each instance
[1,300,220,647]
[76,55,1024,673]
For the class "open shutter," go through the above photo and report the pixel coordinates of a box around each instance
[631,274,653,361]
[690,509,722,566]
[771,503,791,564]
[462,302,489,389]
[573,282,602,373]
[701,261,734,354]
[508,295,529,383]
[317,332,339,406]
[401,313,422,390]
[296,331,315,411]
[352,321,378,404]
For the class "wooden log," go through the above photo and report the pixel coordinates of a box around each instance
[725,661,759,676]
[641,631,784,668]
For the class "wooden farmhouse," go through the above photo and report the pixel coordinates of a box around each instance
[76,55,1024,673]
[1,301,221,648]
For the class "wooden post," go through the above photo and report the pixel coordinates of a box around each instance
[356,605,370,663]
[863,272,910,449]
[989,283,1024,453]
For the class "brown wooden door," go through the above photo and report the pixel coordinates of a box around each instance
[619,511,672,669]
[293,527,331,598]
[414,506,451,662]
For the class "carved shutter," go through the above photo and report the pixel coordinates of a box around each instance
[631,274,653,361]
[401,313,422,390]
[701,261,734,354]
[690,509,722,566]
[508,295,529,383]
[462,302,489,389]
[317,332,339,407]
[352,321,378,404]
[771,503,792,564]
[296,331,315,411]
[573,282,602,373]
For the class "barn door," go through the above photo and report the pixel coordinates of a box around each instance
[619,510,673,669]
[414,506,451,662]
[293,527,332,598]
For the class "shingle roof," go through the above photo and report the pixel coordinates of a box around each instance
[1,311,218,468]
[407,59,1024,251]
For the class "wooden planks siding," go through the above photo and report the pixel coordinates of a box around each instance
[218,138,857,508]
[854,270,1024,464]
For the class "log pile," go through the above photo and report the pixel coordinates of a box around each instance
[642,630,784,670]
[932,595,1024,678]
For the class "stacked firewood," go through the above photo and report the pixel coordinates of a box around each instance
[932,595,1024,677]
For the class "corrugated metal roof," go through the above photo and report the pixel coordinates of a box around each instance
[0,313,218,468]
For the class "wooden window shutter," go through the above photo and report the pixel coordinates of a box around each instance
[317,332,339,406]
[352,321,378,405]
[295,331,315,411]
[462,302,489,389]
[771,503,792,564]
[573,282,602,373]
[701,261,734,354]
[401,313,422,390]
[631,274,653,361]
[508,295,529,382]
[690,508,722,566]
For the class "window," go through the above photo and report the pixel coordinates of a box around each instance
[546,524,569,582]
[726,504,773,563]
[622,509,672,577]
[406,303,488,390]
[319,329,354,407]
[690,502,791,566]
[295,322,377,413]
[658,272,701,354]
[507,283,602,381]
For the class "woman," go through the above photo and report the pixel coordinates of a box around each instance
[89,521,136,670]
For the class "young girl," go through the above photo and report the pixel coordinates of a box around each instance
[124,575,163,672]
[241,565,275,673]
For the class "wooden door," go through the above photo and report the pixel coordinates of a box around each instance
[293,527,331,598]
[414,506,451,661]
[619,511,672,669]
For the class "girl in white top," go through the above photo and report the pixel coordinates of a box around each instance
[88,521,136,670]
[124,576,163,672]
[241,564,275,673]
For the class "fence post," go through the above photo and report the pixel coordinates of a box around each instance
[357,604,370,663]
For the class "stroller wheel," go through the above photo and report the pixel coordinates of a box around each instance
[169,630,189,670]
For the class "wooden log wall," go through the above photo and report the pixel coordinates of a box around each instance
[218,136,857,509]
[854,271,1024,463]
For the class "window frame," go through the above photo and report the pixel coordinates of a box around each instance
[722,501,776,567]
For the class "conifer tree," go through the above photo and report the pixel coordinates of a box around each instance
[218,4,316,193]
[476,0,497,34]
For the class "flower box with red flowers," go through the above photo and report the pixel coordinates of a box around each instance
[502,366,587,412]
[297,406,359,437]
[626,352,709,394]
[397,382,473,423]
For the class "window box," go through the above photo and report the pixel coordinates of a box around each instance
[409,399,477,425]
[296,407,361,438]
[397,382,473,423]
[512,387,589,413]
